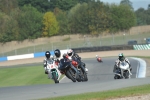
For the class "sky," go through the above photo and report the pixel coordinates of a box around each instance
[100,0,150,10]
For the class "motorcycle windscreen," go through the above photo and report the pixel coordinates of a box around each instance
[120,62,129,70]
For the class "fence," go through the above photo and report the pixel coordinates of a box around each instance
[0,25,150,57]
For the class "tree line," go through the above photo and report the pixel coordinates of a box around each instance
[0,0,149,43]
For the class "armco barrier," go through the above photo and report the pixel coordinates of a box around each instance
[0,50,69,62]
[72,45,133,53]
[0,57,7,62]
[34,51,54,58]
[7,54,34,61]
[0,45,133,62]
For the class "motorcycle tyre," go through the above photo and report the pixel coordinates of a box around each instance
[66,69,76,82]
[76,72,82,82]
[114,75,121,79]
[52,72,59,83]
[80,63,88,81]
[81,67,88,81]
[124,71,130,79]
[76,69,82,82]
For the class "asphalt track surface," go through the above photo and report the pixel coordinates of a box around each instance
[0,57,150,100]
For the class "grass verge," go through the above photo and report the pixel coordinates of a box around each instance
[0,66,63,87]
[39,84,150,100]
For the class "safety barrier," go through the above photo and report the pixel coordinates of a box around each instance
[0,45,134,62]
[0,50,68,62]
[133,44,150,50]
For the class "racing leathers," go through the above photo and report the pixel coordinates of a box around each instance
[113,57,132,73]
[57,53,78,75]
[70,53,88,73]
[43,56,54,74]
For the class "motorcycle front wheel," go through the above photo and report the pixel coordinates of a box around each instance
[66,69,76,82]
[52,72,59,83]
[114,75,121,79]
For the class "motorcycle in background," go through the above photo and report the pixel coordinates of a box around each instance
[46,60,61,83]
[114,61,132,79]
[96,55,103,63]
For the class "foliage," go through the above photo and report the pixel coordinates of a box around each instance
[68,3,89,34]
[17,0,80,12]
[54,8,69,35]
[135,7,150,25]
[17,4,43,40]
[0,0,149,43]
[120,0,133,10]
[88,0,109,34]
[42,12,59,37]
[109,4,136,32]
[0,0,18,15]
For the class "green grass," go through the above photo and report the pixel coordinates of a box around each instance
[39,84,150,100]
[0,32,150,57]
[0,66,58,87]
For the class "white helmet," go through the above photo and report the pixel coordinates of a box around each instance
[96,55,98,58]
[67,49,74,57]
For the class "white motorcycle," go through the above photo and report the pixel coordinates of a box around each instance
[46,60,61,83]
[114,61,132,79]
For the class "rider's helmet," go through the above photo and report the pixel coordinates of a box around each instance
[118,53,125,61]
[63,53,68,59]
[96,55,98,58]
[67,49,74,57]
[45,51,51,59]
[54,49,61,58]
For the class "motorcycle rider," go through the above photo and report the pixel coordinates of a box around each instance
[96,55,102,62]
[54,49,78,75]
[54,49,63,61]
[43,51,54,74]
[54,49,68,74]
[67,49,88,73]
[113,53,132,73]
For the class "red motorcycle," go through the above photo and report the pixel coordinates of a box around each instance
[96,55,103,63]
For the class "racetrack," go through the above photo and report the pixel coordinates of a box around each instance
[1,57,150,100]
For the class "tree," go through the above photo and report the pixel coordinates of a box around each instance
[54,8,69,35]
[109,4,136,32]
[0,11,19,43]
[42,12,59,37]
[120,0,133,10]
[17,0,79,12]
[148,4,150,9]
[135,8,147,25]
[88,0,109,34]
[17,4,43,40]
[0,0,18,15]
[68,3,89,34]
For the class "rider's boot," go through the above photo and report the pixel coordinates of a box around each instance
[85,68,88,73]
[45,70,48,74]
[82,62,88,73]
